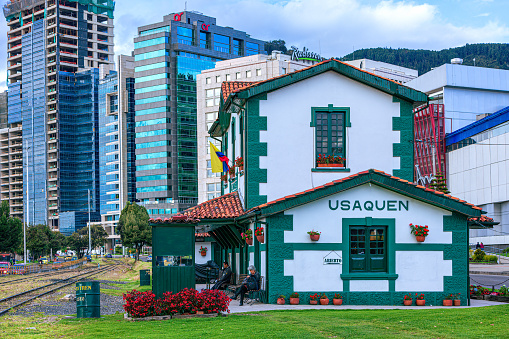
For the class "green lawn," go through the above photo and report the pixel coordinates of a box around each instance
[2,305,509,338]
[95,259,152,296]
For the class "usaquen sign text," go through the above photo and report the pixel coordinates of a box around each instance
[329,200,409,211]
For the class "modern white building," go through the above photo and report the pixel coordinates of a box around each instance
[406,62,509,133]
[446,106,509,247]
[196,51,320,203]
[344,59,418,83]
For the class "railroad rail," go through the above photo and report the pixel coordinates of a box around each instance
[0,264,118,316]
[0,266,95,286]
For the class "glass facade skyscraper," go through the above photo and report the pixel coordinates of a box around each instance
[134,11,265,216]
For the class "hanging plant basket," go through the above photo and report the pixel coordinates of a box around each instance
[310,234,320,241]
[256,234,264,243]
[245,238,253,246]
[200,251,206,256]
[416,236,425,242]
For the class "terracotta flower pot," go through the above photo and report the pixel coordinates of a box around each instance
[443,300,453,306]
[320,298,329,305]
[256,234,264,243]
[277,298,285,305]
[416,236,425,242]
[289,298,299,305]
[200,251,206,256]
[196,310,204,315]
[310,234,320,241]
[454,299,461,306]
[310,300,318,305]
[416,299,425,306]
[239,165,244,171]
[403,299,412,306]
[333,299,343,305]
[246,238,253,246]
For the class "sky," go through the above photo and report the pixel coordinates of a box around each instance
[1,0,508,90]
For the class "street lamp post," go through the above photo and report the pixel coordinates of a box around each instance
[24,141,29,265]
[88,189,91,255]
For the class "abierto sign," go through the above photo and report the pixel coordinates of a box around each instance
[323,251,342,265]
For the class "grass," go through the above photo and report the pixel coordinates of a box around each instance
[1,305,509,338]
[93,259,152,296]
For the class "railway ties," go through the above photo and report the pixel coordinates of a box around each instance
[0,264,118,316]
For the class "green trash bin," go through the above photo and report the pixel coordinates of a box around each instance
[76,281,100,318]
[140,269,151,286]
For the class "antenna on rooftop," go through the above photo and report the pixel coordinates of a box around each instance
[185,1,187,11]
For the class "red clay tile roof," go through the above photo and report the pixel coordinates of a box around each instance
[152,170,483,224]
[221,81,257,102]
[246,169,483,213]
[468,216,497,223]
[150,216,200,224]
[221,59,419,104]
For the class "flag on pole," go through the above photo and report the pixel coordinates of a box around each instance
[209,142,230,173]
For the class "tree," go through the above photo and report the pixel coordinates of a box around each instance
[117,202,151,261]
[66,231,88,259]
[264,39,288,54]
[26,224,51,259]
[49,231,67,256]
[429,172,450,194]
[0,200,23,255]
[77,224,108,252]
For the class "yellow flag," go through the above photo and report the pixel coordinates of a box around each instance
[209,142,224,173]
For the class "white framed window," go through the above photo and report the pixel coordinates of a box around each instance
[216,75,221,83]
[206,99,214,107]
[246,70,252,78]
[226,74,231,81]
[206,89,214,98]
[206,77,211,84]
[235,72,241,79]
[256,69,262,76]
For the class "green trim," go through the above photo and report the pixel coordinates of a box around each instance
[255,170,482,218]
[244,96,268,209]
[392,97,415,182]
[310,105,351,127]
[340,218,397,291]
[231,60,427,103]
[312,168,351,172]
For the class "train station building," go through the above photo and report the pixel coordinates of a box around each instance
[150,59,485,305]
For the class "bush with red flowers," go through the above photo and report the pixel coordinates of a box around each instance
[123,288,231,318]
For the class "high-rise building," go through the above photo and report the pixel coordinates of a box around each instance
[97,55,136,249]
[3,0,115,232]
[196,51,320,203]
[134,11,265,216]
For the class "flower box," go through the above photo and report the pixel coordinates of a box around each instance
[317,164,343,168]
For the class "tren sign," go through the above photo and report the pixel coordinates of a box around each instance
[289,46,325,62]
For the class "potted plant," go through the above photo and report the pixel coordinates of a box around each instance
[409,223,429,242]
[308,230,321,241]
[319,293,329,305]
[221,174,228,183]
[415,293,425,306]
[289,292,299,305]
[235,157,244,171]
[309,293,319,305]
[443,294,453,306]
[241,229,253,245]
[316,154,344,168]
[199,246,207,257]
[403,293,412,306]
[453,293,461,306]
[229,165,236,178]
[333,293,343,305]
[277,295,286,305]
[255,226,264,243]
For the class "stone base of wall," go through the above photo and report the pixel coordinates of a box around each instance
[124,313,221,321]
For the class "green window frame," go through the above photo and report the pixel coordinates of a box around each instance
[311,105,351,169]
[340,218,398,287]
[350,226,387,273]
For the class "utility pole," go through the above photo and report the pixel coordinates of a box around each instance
[24,140,28,265]
[88,189,91,255]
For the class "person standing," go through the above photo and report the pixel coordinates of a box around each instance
[476,242,480,250]
[480,242,484,250]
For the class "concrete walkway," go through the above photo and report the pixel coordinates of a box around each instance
[470,263,509,275]
[227,299,502,314]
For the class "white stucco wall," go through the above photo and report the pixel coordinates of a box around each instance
[254,70,402,203]
[194,242,212,264]
[282,184,454,292]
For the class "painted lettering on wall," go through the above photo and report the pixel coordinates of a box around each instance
[329,200,409,211]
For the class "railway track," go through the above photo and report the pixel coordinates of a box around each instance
[0,266,96,286]
[0,264,118,316]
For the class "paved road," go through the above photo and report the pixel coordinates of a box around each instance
[470,274,509,288]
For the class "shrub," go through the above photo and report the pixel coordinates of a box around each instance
[503,247,509,253]
[472,249,486,261]
[123,288,231,318]
[485,255,498,263]
[499,285,508,296]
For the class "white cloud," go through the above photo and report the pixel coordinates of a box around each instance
[475,13,490,17]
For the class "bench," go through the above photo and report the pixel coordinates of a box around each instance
[227,274,265,305]
[227,273,248,296]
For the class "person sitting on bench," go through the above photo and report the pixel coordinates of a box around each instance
[232,265,260,306]
[211,262,232,290]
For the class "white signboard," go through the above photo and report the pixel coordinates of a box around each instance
[323,251,342,265]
